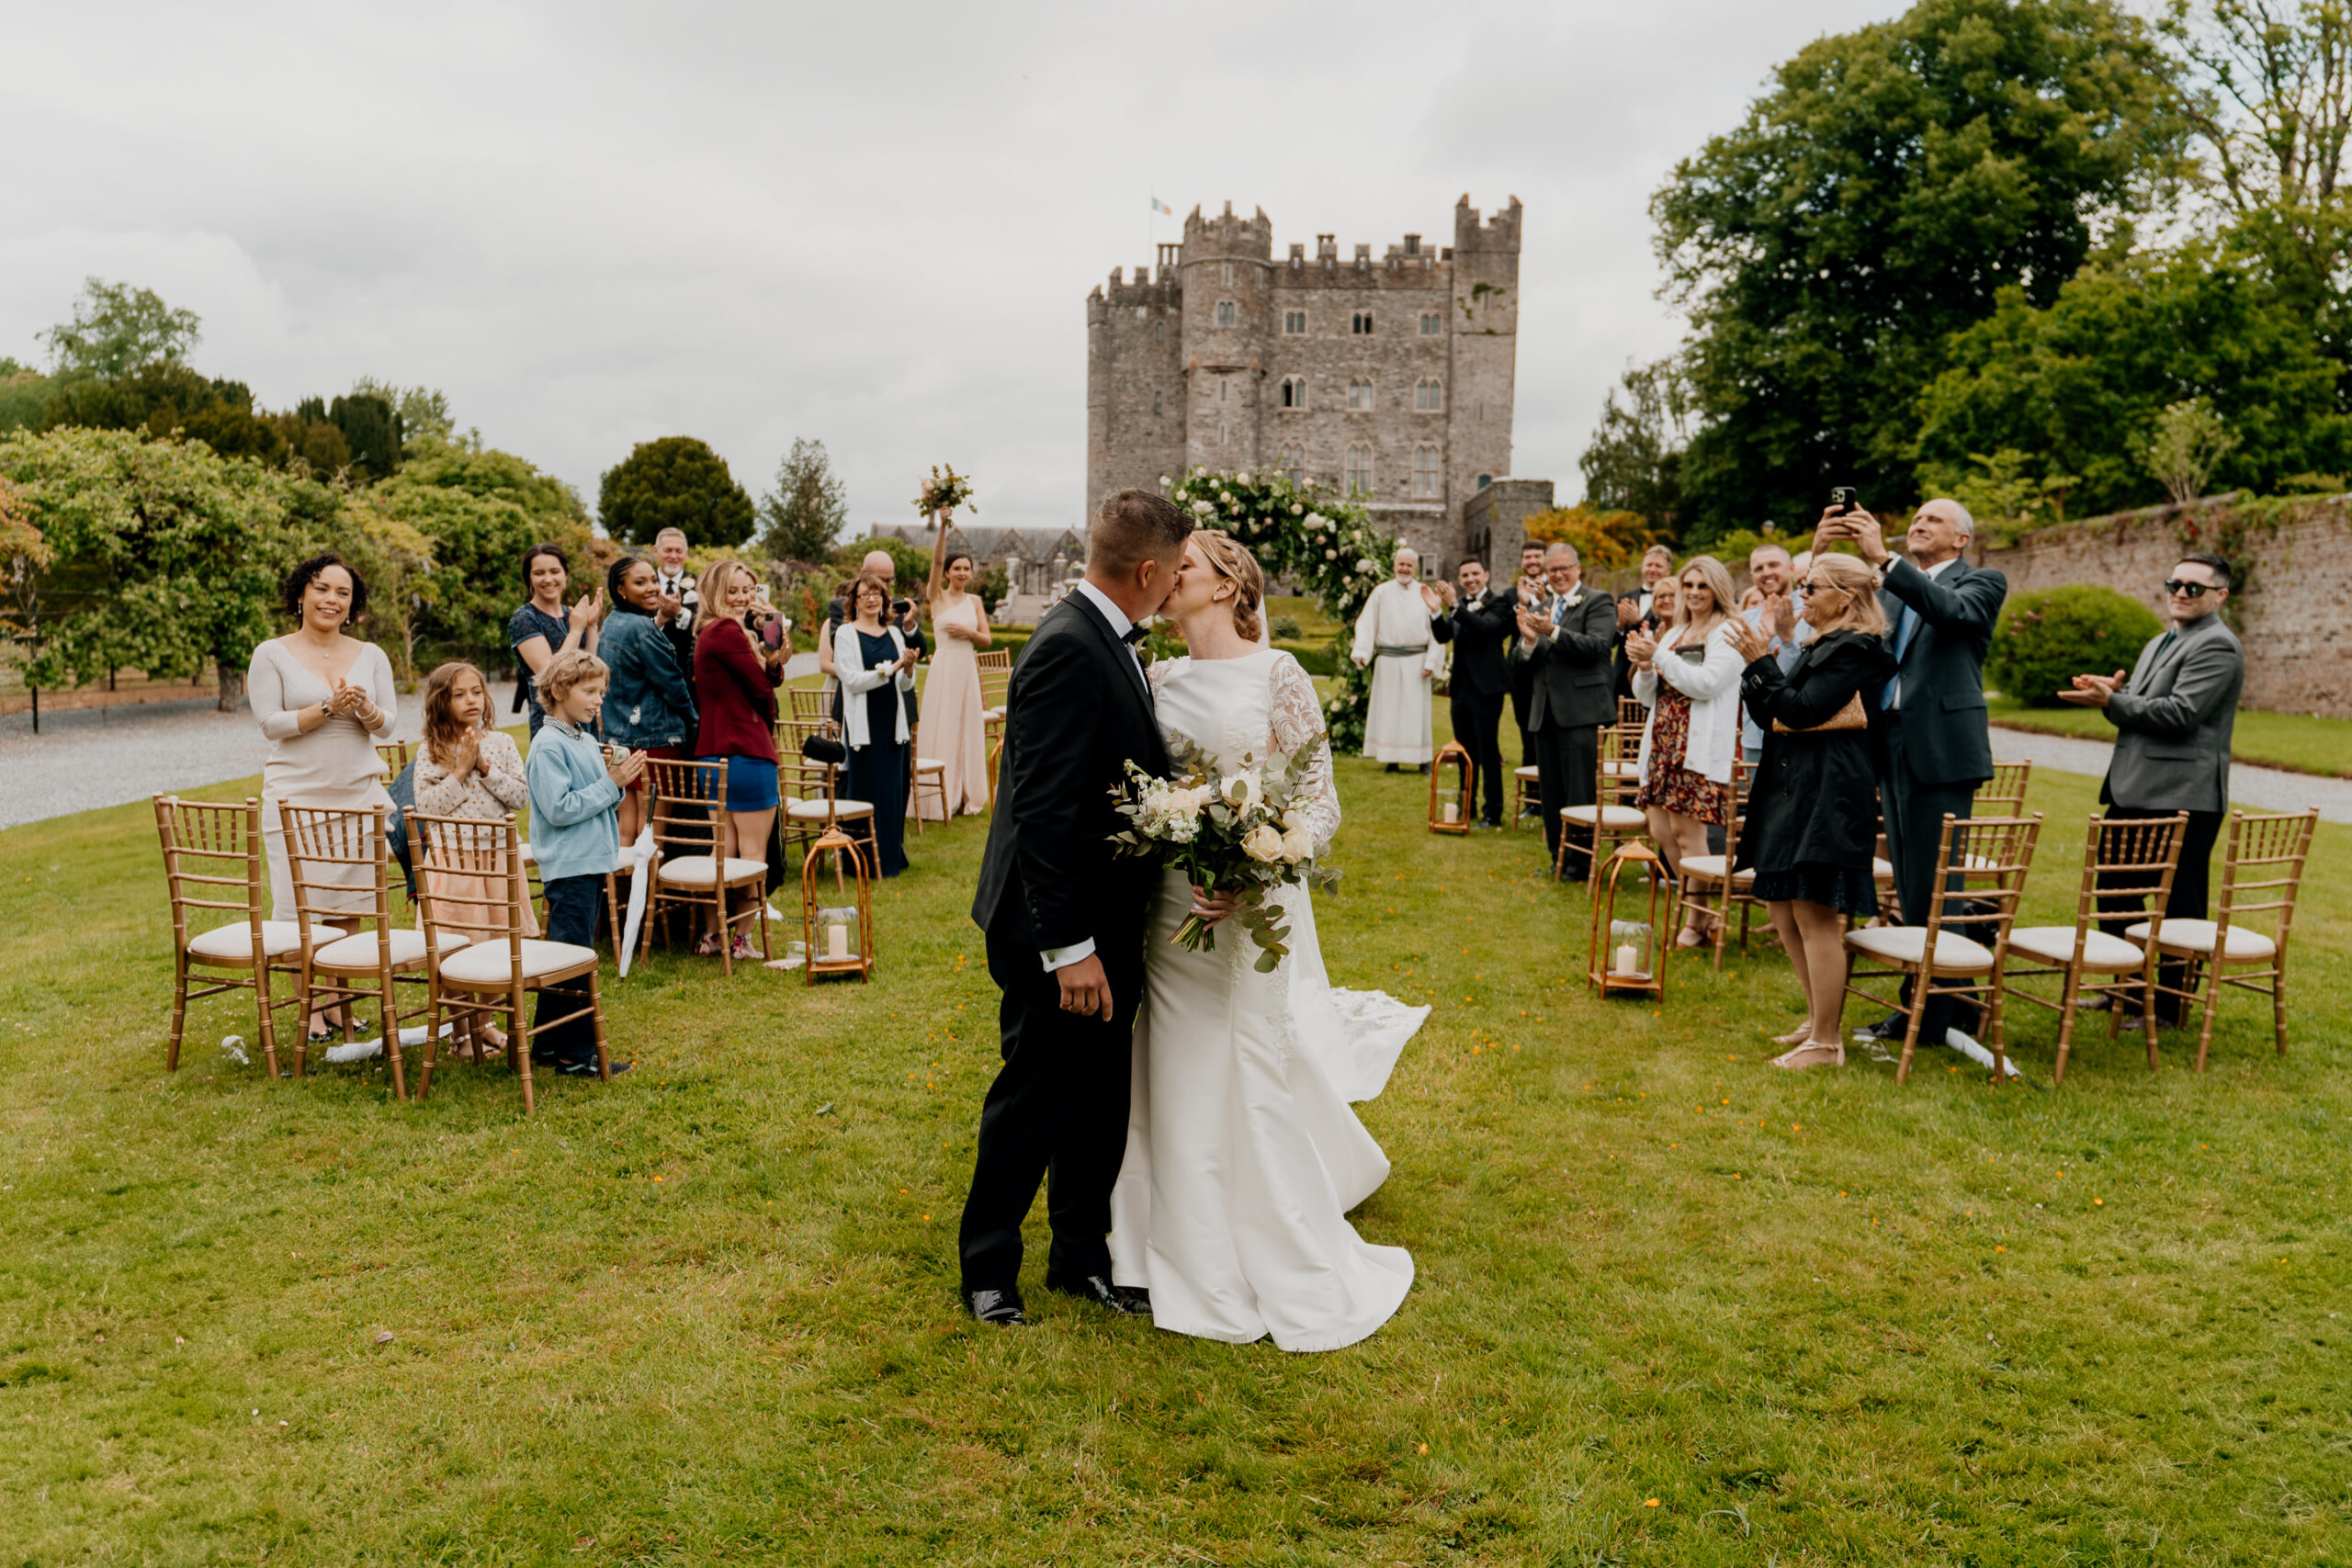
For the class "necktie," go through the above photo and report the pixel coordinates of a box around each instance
[1883,604,1920,708]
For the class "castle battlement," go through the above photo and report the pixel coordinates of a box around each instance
[1182,200,1273,261]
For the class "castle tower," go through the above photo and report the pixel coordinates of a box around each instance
[1178,201,1274,475]
[1086,197,1522,566]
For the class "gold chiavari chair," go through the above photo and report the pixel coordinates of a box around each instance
[1999,812,2187,1083]
[154,795,314,1079]
[642,758,771,976]
[2127,807,2319,1070]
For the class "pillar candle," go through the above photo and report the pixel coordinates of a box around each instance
[827,923,851,963]
[1442,803,1459,824]
[1612,943,1636,976]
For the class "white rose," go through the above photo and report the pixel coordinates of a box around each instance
[1237,470,1252,482]
[1280,826,1313,863]
[1220,770,1263,812]
[1281,805,1308,834]
[1356,558,1377,572]
[1324,548,1337,559]
[1241,825,1285,863]
[1192,500,1213,515]
[1291,503,1304,516]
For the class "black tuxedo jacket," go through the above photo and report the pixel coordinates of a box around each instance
[971,592,1170,953]
[1875,555,2008,786]
[1430,590,1517,697]
[1611,589,1663,699]
[1511,587,1620,730]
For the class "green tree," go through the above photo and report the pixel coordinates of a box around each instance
[40,278,201,380]
[1913,245,2349,515]
[599,435,754,547]
[376,440,594,664]
[0,358,51,434]
[1577,359,1689,536]
[348,378,455,449]
[757,437,849,561]
[0,426,278,705]
[35,362,288,465]
[327,392,401,479]
[1654,0,2188,541]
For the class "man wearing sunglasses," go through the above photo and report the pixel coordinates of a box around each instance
[2059,553,2244,1021]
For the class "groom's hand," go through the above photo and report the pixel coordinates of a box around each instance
[1057,954,1114,1021]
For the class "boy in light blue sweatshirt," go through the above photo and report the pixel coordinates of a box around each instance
[525,650,643,1076]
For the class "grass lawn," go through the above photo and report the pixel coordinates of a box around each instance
[1986,695,2352,778]
[5,719,2349,1564]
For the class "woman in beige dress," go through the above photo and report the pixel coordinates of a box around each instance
[246,552,398,1042]
[918,518,992,818]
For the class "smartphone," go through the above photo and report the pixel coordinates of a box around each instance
[1829,486,1857,516]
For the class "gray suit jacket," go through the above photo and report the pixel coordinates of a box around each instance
[2102,612,2244,814]
[1510,587,1619,731]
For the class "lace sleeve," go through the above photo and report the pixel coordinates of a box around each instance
[1268,654,1341,854]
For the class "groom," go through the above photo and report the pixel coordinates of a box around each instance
[957,488,1195,1326]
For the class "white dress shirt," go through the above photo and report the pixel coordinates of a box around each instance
[1040,579,1147,974]
[656,570,697,631]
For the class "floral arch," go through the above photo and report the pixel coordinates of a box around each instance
[1164,467,1405,754]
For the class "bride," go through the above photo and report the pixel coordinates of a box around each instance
[1108,530,1425,1352]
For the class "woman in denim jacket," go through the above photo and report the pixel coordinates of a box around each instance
[600,555,698,846]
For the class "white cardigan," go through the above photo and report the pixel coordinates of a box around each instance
[833,620,916,749]
[1632,618,1744,787]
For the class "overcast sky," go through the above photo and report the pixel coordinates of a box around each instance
[0,0,1903,535]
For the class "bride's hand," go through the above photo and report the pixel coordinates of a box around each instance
[1191,886,1241,926]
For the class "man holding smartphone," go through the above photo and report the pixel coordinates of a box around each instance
[1816,494,2007,1042]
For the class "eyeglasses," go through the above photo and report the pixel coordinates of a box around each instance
[1796,580,1842,596]
[2163,579,2216,598]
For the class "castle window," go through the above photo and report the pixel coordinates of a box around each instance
[1419,312,1442,336]
[1415,378,1444,412]
[1136,307,1148,322]
[1154,321,1164,343]
[1351,310,1374,335]
[1217,378,1227,403]
[1345,444,1374,497]
[1412,445,1441,498]
[1280,376,1306,410]
[1283,310,1306,334]
[1216,299,1238,328]
[1476,473,1494,490]
[1346,378,1373,412]
[1153,391,1162,415]
[1279,446,1305,485]
[1219,423,1229,447]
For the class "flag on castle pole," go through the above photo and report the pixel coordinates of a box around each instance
[1150,197,1172,215]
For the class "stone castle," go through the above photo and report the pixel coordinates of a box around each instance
[1086,197,1522,567]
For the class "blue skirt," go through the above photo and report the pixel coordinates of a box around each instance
[702,754,779,812]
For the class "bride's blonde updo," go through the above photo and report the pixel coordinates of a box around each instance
[1192,530,1264,641]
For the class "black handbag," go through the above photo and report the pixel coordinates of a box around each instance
[800,732,847,766]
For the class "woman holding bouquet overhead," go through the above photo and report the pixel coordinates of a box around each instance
[834,570,918,876]
[1104,530,1425,1353]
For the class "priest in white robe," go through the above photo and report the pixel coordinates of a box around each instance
[1350,546,1451,770]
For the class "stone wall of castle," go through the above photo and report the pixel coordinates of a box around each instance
[1087,197,1521,566]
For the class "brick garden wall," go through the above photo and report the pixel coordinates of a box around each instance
[1975,497,2352,717]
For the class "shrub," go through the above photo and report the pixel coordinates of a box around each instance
[1985,583,2163,708]
[1269,614,1303,640]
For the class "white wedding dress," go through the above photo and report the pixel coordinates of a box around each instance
[1107,649,1426,1352]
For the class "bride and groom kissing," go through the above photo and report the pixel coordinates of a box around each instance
[957,489,1426,1353]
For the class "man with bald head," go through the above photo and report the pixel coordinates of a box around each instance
[1816,497,2007,1041]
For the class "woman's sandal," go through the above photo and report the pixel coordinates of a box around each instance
[1770,1041,1847,1070]
[695,932,724,956]
[1770,1024,1814,1046]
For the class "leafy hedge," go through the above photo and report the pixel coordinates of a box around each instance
[1985,583,2163,708]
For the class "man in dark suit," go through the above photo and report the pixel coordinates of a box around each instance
[1611,544,1676,700]
[1511,543,1620,877]
[1508,540,1547,769]
[1430,557,1517,828]
[2063,552,2245,1021]
[958,490,1198,1327]
[1820,499,2007,1039]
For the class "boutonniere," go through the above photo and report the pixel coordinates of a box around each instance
[1565,592,1583,608]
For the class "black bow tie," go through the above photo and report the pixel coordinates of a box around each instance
[1121,625,1148,646]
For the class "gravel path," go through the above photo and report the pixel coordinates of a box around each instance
[1990,725,2352,823]
[0,655,822,831]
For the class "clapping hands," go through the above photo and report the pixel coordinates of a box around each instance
[605,747,647,787]
[1624,628,1658,671]
[2057,670,2125,707]
[1728,616,1770,664]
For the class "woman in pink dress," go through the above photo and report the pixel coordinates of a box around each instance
[917,519,992,818]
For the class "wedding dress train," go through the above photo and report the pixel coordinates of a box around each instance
[1107,649,1424,1352]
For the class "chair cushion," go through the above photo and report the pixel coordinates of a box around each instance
[2005,926,2148,971]
[311,927,469,972]
[787,798,874,820]
[436,939,598,987]
[913,757,945,773]
[2124,918,2278,961]
[982,706,1005,722]
[1563,805,1647,829]
[1514,765,1540,781]
[186,920,342,963]
[656,855,767,887]
[1871,856,1893,879]
[1844,925,1996,973]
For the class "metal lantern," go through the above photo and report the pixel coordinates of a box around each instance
[1587,842,1669,999]
[1428,739,1472,834]
[800,825,874,983]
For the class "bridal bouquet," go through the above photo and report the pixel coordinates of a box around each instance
[914,464,976,521]
[1110,737,1338,971]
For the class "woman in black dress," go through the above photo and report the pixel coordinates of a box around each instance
[1730,552,1895,1069]
[833,571,918,876]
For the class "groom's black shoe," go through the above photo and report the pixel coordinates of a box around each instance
[1045,1271,1151,1316]
[966,1287,1026,1326]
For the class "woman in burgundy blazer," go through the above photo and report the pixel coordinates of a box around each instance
[692,559,786,956]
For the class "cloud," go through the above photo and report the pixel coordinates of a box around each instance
[0,0,1901,528]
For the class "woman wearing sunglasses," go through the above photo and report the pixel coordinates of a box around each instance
[1728,552,1897,1068]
